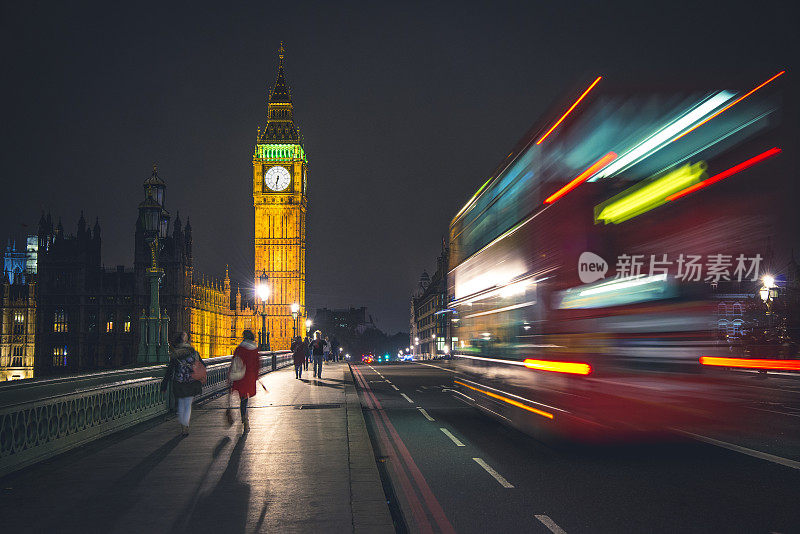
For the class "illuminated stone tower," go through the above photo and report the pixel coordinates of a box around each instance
[253,43,307,350]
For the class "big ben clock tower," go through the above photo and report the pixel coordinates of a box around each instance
[253,43,307,350]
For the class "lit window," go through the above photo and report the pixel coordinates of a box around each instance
[13,312,25,334]
[53,346,68,367]
[11,345,24,367]
[106,320,114,333]
[124,316,131,333]
[54,309,68,333]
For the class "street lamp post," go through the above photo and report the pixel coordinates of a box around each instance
[256,270,270,351]
[291,302,300,339]
[305,319,312,339]
[137,191,170,363]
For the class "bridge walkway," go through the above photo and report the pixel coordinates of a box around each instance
[0,362,393,534]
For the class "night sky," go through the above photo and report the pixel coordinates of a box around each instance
[1,1,796,333]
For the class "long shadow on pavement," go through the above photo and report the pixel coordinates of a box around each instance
[48,434,185,532]
[176,433,265,533]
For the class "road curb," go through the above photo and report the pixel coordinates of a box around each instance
[344,364,396,533]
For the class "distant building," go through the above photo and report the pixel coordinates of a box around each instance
[3,238,34,285]
[0,166,262,380]
[0,272,36,380]
[0,238,37,380]
[410,246,451,359]
[312,306,375,338]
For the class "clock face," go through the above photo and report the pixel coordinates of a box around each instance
[264,166,290,191]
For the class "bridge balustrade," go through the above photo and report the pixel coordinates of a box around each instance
[0,351,291,477]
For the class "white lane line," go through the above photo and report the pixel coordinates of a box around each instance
[400,393,414,404]
[390,384,399,391]
[440,428,465,447]
[443,388,475,402]
[472,457,514,488]
[748,406,800,418]
[413,362,455,373]
[679,430,800,470]
[417,407,435,421]
[535,514,567,534]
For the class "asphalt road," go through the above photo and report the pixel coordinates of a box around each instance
[352,361,800,534]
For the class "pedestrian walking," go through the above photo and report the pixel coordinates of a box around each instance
[230,330,260,432]
[292,336,307,379]
[330,335,340,362]
[311,331,327,378]
[323,336,331,362]
[161,331,206,436]
[303,336,310,371]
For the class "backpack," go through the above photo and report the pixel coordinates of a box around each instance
[173,354,194,383]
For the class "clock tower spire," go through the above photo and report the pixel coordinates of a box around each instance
[252,43,307,350]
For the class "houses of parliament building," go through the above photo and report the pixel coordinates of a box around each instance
[0,45,307,380]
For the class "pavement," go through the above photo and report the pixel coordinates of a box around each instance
[353,361,800,534]
[0,362,394,534]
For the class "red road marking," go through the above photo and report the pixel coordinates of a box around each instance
[352,366,434,533]
[353,365,456,534]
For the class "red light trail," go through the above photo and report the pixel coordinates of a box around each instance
[700,356,800,372]
[536,76,602,145]
[671,70,785,144]
[544,152,617,204]
[665,147,781,201]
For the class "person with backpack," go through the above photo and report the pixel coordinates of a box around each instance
[230,330,260,432]
[161,331,206,436]
[291,336,307,379]
[311,331,327,378]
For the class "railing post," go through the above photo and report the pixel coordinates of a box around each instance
[272,352,277,371]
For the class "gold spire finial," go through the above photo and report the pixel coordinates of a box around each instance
[279,41,285,60]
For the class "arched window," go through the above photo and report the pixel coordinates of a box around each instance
[54,309,68,332]
[732,303,743,316]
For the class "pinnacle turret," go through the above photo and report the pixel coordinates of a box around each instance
[259,43,300,144]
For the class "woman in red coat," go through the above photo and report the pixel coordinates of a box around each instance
[231,330,260,432]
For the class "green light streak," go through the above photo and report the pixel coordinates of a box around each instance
[595,161,706,224]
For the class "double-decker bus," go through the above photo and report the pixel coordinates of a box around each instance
[448,73,794,441]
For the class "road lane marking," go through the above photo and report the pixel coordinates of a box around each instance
[351,366,436,532]
[679,430,800,470]
[535,515,567,534]
[352,365,457,533]
[417,407,435,421]
[472,458,514,488]
[749,406,800,418]
[477,404,511,422]
[440,428,465,446]
[390,384,400,391]
[400,393,414,403]
[413,362,455,373]
[442,388,475,402]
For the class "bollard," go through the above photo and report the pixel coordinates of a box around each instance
[272,353,277,371]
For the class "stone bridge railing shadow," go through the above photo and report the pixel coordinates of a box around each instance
[0,351,291,478]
